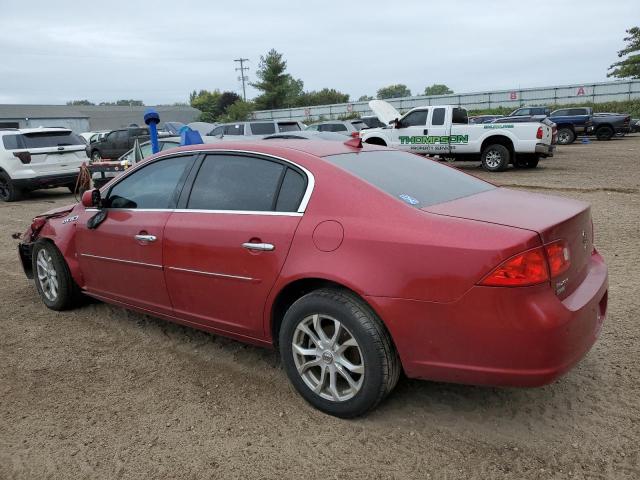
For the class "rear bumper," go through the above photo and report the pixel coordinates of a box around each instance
[535,143,555,157]
[367,250,608,387]
[13,173,78,190]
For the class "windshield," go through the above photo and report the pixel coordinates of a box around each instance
[325,150,494,208]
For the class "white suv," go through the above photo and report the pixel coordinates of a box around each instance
[0,127,87,202]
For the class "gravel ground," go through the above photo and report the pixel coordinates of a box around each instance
[1,136,639,479]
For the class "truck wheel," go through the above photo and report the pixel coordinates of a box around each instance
[525,157,539,168]
[279,288,400,418]
[0,171,22,202]
[481,144,510,172]
[556,128,575,145]
[32,240,82,311]
[91,150,102,161]
[596,126,614,141]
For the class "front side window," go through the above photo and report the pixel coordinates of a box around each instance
[551,109,568,117]
[306,124,320,131]
[107,155,194,209]
[211,126,224,136]
[278,122,301,132]
[400,110,429,127]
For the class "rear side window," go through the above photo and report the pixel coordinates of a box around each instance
[330,124,348,132]
[432,108,446,125]
[188,155,284,211]
[278,122,301,132]
[2,131,85,150]
[276,168,307,212]
[325,151,494,208]
[250,122,276,135]
[224,124,244,135]
[107,155,194,209]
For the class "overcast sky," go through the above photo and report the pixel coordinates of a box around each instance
[1,1,638,105]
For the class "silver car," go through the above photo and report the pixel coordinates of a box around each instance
[305,120,368,136]
[208,120,305,138]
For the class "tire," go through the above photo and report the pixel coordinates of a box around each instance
[480,144,510,172]
[279,288,401,418]
[0,171,22,202]
[525,157,539,168]
[32,240,82,311]
[595,125,614,141]
[556,128,575,145]
[91,150,102,161]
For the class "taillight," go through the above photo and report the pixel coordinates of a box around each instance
[479,247,549,287]
[545,240,570,277]
[536,126,543,139]
[351,131,360,138]
[30,217,46,232]
[13,151,31,164]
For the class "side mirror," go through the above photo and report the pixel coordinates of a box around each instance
[81,189,100,208]
[391,118,401,128]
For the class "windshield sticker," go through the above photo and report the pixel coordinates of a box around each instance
[399,135,468,145]
[399,194,420,205]
[483,124,514,129]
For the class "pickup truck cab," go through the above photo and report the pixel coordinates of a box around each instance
[361,101,554,171]
[549,108,594,145]
[86,127,151,161]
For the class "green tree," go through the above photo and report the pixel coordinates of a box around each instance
[189,89,222,122]
[218,91,242,113]
[424,84,453,96]
[608,27,640,79]
[376,84,411,99]
[251,49,304,109]
[295,88,349,107]
[99,99,144,106]
[66,99,95,106]
[358,95,374,102]
[220,100,255,122]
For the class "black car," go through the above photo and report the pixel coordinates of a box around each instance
[86,127,150,161]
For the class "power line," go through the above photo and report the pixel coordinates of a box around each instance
[234,58,250,101]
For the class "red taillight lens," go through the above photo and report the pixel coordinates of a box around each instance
[480,247,549,287]
[13,151,31,164]
[351,131,360,138]
[545,240,570,277]
[30,217,46,232]
[536,126,543,139]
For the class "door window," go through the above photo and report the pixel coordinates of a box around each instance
[400,110,429,127]
[551,110,569,117]
[223,124,245,135]
[187,155,285,211]
[107,155,194,209]
[210,126,224,136]
[276,168,307,212]
[249,122,276,135]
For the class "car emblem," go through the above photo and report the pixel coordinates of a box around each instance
[581,230,588,251]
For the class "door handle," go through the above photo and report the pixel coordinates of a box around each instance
[135,234,157,243]
[423,129,429,135]
[242,242,275,251]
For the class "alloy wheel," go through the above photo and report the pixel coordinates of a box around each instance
[292,314,364,402]
[484,150,502,169]
[36,249,59,302]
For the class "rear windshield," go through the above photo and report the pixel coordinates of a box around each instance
[277,122,301,132]
[2,131,85,150]
[325,150,494,208]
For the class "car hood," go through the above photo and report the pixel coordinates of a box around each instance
[368,100,401,126]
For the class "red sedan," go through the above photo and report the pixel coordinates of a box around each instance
[18,140,608,417]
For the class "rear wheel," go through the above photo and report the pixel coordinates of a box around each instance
[91,150,102,161]
[32,240,82,311]
[279,288,400,418]
[0,171,22,202]
[525,157,539,168]
[556,128,575,145]
[596,125,614,141]
[481,144,510,172]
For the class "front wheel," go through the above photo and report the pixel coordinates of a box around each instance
[32,240,81,311]
[481,144,510,172]
[279,288,400,418]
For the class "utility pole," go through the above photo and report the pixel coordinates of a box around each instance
[234,58,250,101]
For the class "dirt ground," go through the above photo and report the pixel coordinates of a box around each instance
[1,136,639,480]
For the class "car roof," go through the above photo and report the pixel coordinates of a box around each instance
[158,139,387,159]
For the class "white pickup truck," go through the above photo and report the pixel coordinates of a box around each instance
[360,100,555,171]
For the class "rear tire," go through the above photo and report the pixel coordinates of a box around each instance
[481,144,510,172]
[525,157,539,168]
[0,171,22,202]
[596,125,614,141]
[91,150,102,161]
[32,240,82,311]
[556,128,575,145]
[279,288,400,418]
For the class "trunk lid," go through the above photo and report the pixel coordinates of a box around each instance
[424,188,593,298]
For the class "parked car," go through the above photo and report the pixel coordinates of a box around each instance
[188,122,218,136]
[86,127,151,161]
[0,127,86,201]
[360,116,386,129]
[469,115,503,124]
[549,108,594,145]
[208,120,305,138]
[509,106,551,117]
[263,131,350,141]
[631,118,640,133]
[591,112,632,140]
[361,100,554,171]
[305,120,367,135]
[18,140,608,417]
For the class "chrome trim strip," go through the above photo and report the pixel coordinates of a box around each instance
[99,148,315,213]
[80,253,162,269]
[86,207,301,216]
[167,266,253,281]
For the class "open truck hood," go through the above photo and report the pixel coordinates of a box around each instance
[368,100,402,126]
